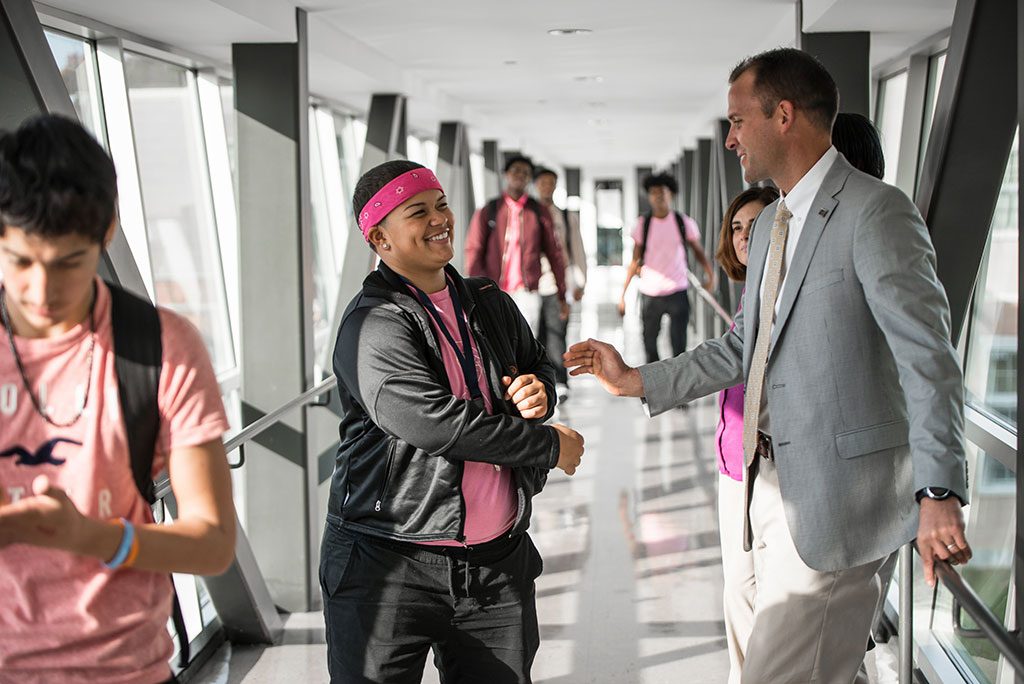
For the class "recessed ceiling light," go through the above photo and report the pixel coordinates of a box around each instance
[504,60,518,66]
[573,75,604,83]
[548,28,592,36]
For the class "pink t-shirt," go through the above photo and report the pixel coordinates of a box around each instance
[0,279,230,684]
[499,194,527,292]
[630,213,701,296]
[411,286,517,546]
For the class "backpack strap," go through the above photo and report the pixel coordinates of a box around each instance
[640,212,653,265]
[482,198,501,235]
[561,207,574,264]
[108,283,191,668]
[108,283,163,505]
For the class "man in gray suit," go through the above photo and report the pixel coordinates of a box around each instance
[565,48,972,682]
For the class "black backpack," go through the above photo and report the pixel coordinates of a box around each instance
[638,210,692,267]
[108,282,190,669]
[481,196,549,239]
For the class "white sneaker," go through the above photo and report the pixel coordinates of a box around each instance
[556,383,570,402]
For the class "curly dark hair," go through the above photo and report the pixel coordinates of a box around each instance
[503,154,534,174]
[832,112,884,180]
[729,48,838,133]
[642,171,678,195]
[0,114,117,243]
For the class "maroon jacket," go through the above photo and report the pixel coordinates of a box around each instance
[464,195,568,300]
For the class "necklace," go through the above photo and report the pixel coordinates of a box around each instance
[0,284,97,427]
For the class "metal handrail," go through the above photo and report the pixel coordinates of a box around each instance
[152,376,337,500]
[686,269,734,327]
[898,542,1024,681]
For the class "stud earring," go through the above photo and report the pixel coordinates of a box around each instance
[382,243,390,250]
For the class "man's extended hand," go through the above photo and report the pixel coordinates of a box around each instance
[563,339,645,397]
[503,374,548,420]
[551,423,584,476]
[917,497,972,587]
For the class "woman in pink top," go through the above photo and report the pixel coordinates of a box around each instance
[0,116,235,683]
[323,160,585,682]
[713,186,778,684]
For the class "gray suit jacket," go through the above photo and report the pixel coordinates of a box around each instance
[639,154,968,572]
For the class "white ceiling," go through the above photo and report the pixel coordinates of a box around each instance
[39,0,957,171]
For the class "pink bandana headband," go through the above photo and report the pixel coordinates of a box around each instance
[358,168,444,241]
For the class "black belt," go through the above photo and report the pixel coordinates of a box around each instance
[756,431,774,462]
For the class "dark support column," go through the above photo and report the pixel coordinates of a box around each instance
[682,149,695,216]
[916,0,1017,341]
[0,0,146,295]
[482,139,501,199]
[636,165,653,215]
[800,31,870,117]
[437,121,474,269]
[692,140,711,238]
[716,119,745,316]
[233,9,317,612]
[565,167,581,198]
[895,54,930,196]
[336,93,407,305]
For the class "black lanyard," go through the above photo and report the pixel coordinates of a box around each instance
[402,276,483,400]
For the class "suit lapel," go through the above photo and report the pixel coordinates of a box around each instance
[768,160,853,353]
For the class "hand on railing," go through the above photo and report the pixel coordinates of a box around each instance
[916,496,972,588]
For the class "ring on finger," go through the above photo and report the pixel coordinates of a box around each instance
[946,543,958,552]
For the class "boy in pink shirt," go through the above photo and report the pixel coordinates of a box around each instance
[619,171,714,363]
[0,115,235,683]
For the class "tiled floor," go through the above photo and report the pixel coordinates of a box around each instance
[191,274,900,683]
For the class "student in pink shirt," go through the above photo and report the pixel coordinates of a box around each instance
[324,160,585,682]
[0,115,235,684]
[619,171,715,363]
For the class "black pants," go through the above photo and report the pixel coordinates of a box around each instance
[536,294,568,385]
[320,525,543,683]
[639,290,690,364]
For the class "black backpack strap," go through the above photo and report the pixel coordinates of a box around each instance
[108,283,163,504]
[673,211,689,243]
[561,207,574,263]
[483,198,501,235]
[171,588,190,668]
[640,212,653,265]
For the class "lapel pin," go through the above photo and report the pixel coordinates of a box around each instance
[818,209,829,218]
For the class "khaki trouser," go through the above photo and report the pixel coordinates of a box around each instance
[741,458,887,684]
[719,473,756,684]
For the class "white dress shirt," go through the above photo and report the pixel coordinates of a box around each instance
[757,145,838,434]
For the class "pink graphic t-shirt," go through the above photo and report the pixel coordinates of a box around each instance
[410,285,517,546]
[0,279,230,684]
[630,213,701,296]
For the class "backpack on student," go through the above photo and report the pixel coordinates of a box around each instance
[638,210,692,267]
[107,282,190,670]
[481,196,549,239]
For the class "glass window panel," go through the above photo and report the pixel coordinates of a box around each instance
[469,152,486,209]
[875,70,908,186]
[219,82,237,195]
[964,130,1019,428]
[918,52,948,182]
[351,119,367,167]
[406,135,425,165]
[123,52,235,373]
[423,140,439,171]
[308,108,335,370]
[43,30,105,142]
[904,437,1016,683]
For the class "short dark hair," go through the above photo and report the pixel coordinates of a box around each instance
[832,112,885,180]
[352,159,425,251]
[503,154,534,174]
[729,48,838,132]
[533,166,557,182]
[0,114,117,243]
[642,171,678,195]
[716,187,780,282]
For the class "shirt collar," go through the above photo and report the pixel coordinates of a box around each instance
[780,146,838,222]
[504,193,529,209]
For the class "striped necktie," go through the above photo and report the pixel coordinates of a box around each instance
[742,201,792,466]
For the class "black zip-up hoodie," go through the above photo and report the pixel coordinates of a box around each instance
[327,262,560,543]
